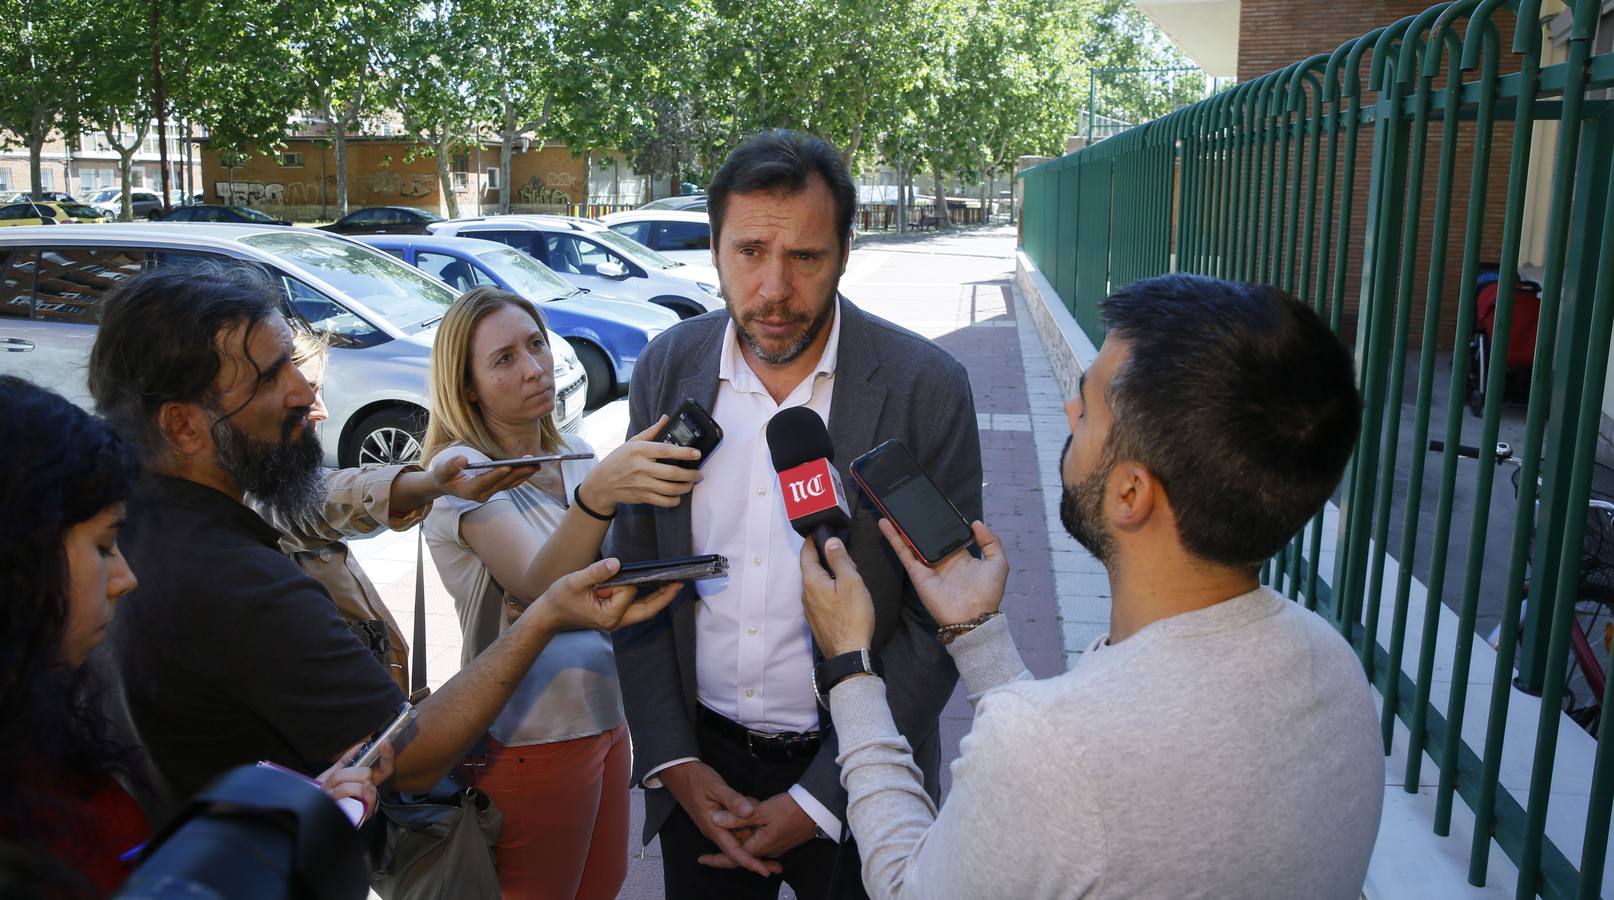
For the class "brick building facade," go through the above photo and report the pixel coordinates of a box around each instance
[200,137,598,222]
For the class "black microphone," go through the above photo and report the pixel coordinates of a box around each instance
[766,407,851,561]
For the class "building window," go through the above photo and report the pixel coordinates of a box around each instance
[131,170,145,188]
[452,152,470,190]
[485,167,500,190]
[0,169,10,191]
[40,170,53,191]
[281,151,305,168]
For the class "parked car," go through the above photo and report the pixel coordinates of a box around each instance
[0,201,111,226]
[0,191,79,203]
[638,193,708,212]
[86,188,165,220]
[320,206,444,236]
[601,209,712,265]
[0,223,589,467]
[428,215,723,319]
[357,233,679,408]
[161,204,291,225]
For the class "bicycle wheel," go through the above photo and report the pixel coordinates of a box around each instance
[1565,595,1614,735]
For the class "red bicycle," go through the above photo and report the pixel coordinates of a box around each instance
[1434,440,1614,735]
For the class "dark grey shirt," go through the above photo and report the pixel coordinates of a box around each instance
[111,473,403,811]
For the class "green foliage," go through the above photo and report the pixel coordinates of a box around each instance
[0,0,1200,204]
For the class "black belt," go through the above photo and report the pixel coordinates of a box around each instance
[698,705,822,761]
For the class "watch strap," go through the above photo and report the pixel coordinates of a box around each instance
[813,648,881,710]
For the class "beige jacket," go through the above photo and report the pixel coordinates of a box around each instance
[251,466,428,692]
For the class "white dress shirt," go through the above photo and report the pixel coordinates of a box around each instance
[642,300,845,841]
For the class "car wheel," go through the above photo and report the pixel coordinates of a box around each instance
[574,342,614,409]
[145,209,161,220]
[344,406,427,468]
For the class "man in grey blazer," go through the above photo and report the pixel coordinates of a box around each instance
[607,130,982,899]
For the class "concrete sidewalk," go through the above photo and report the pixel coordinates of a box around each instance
[349,224,1103,898]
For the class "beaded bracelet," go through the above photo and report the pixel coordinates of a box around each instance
[936,611,1002,646]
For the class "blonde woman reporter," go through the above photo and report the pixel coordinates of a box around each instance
[422,287,700,899]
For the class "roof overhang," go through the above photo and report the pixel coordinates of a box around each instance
[1133,0,1240,79]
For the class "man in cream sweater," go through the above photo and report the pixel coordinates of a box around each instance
[787,274,1384,899]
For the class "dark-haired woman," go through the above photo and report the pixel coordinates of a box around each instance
[0,376,385,898]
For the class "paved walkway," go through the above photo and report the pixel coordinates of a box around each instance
[349,224,1107,898]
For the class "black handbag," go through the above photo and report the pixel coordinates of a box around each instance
[369,530,502,900]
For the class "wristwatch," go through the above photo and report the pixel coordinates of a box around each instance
[813,648,881,711]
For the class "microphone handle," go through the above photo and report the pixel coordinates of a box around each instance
[812,524,836,574]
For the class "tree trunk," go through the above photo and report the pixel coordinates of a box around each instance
[435,133,459,219]
[28,137,44,198]
[933,165,952,228]
[896,162,907,233]
[334,123,350,218]
[118,152,135,220]
[500,91,514,214]
[150,0,171,214]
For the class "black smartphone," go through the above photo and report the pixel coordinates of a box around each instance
[597,554,729,588]
[658,399,723,469]
[850,440,973,567]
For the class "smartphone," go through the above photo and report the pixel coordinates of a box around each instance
[597,554,729,588]
[346,701,417,769]
[658,399,723,469]
[850,440,973,566]
[461,451,595,471]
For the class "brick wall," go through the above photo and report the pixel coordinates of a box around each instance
[1235,0,1528,351]
[200,140,588,222]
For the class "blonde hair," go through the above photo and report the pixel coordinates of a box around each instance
[423,286,563,464]
[290,328,330,381]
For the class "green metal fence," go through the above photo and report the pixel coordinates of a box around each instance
[1022,2,1614,896]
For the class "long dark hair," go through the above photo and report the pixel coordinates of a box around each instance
[0,377,140,837]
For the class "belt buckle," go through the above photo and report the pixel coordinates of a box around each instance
[745,728,767,757]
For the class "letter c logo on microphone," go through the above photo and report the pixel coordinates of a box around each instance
[788,473,826,504]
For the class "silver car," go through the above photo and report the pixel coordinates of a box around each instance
[0,223,588,467]
[428,214,724,319]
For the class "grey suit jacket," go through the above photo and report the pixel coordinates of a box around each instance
[607,297,983,844]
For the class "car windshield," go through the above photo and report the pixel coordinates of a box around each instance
[240,231,455,331]
[90,189,121,203]
[591,229,680,269]
[60,203,103,218]
[230,206,277,223]
[412,208,445,222]
[476,247,574,300]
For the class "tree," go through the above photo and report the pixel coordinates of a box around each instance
[79,0,160,220]
[383,0,479,217]
[461,0,559,214]
[0,0,89,198]
[292,0,391,217]
[158,0,311,181]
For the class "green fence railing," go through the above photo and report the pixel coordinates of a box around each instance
[1022,2,1614,896]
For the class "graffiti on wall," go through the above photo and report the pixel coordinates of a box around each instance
[359,171,433,199]
[213,180,333,205]
[216,181,285,204]
[517,175,572,206]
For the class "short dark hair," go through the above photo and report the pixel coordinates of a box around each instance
[88,263,284,467]
[708,130,857,253]
[1099,274,1362,570]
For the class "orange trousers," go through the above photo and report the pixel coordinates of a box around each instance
[479,722,630,900]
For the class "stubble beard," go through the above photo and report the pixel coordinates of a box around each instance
[1059,440,1118,564]
[727,287,839,367]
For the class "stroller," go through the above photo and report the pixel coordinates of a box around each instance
[1466,263,1544,417]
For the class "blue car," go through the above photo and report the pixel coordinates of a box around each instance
[356,234,679,408]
